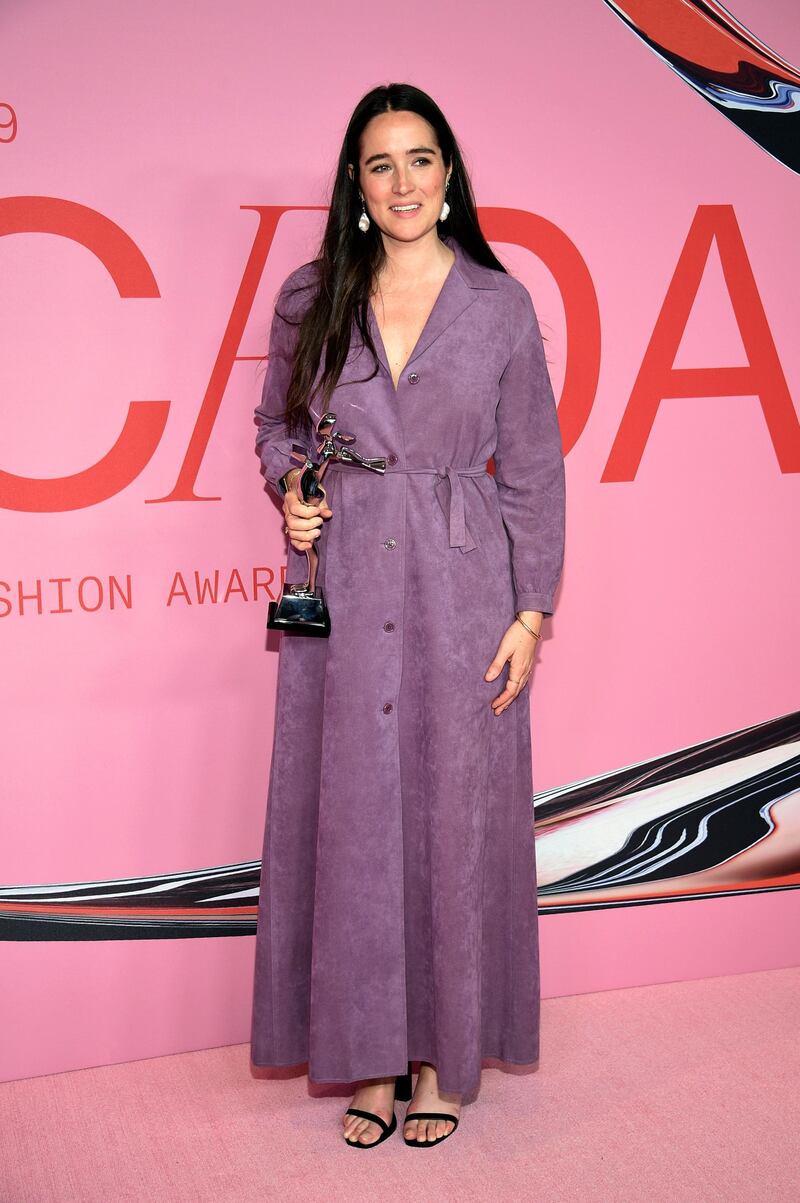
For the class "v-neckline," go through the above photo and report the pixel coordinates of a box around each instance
[368,251,457,393]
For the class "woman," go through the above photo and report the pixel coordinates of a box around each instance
[251,82,566,1149]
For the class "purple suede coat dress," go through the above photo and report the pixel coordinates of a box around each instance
[250,234,565,1095]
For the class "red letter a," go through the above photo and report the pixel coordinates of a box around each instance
[603,205,800,482]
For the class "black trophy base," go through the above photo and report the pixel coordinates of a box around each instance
[267,586,331,638]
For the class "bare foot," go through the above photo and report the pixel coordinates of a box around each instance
[342,1076,398,1145]
[403,1061,461,1143]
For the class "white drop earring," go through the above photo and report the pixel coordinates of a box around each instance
[358,194,370,233]
[438,177,451,223]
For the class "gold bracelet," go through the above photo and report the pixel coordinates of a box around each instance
[515,612,541,640]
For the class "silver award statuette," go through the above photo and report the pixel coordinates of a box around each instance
[267,412,386,637]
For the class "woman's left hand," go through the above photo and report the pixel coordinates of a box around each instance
[484,612,543,716]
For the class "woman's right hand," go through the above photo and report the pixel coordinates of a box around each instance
[282,468,333,554]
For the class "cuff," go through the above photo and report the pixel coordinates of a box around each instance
[514,592,554,618]
[258,439,308,499]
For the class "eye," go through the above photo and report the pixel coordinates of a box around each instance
[370,157,433,173]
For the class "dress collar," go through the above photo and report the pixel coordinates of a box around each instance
[365,234,497,381]
[442,234,500,291]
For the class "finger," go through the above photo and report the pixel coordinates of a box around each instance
[287,497,325,516]
[484,658,507,682]
[286,510,325,530]
[288,528,320,544]
[507,666,530,690]
[491,674,526,711]
[287,524,322,541]
[287,497,328,518]
[286,496,333,521]
[287,505,324,519]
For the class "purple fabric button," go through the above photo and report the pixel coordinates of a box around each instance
[383,538,397,549]
[382,702,393,714]
[387,453,398,465]
[383,621,395,632]
[408,372,420,384]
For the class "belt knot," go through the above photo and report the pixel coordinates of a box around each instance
[388,462,488,553]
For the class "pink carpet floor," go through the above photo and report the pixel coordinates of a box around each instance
[1,966,797,1202]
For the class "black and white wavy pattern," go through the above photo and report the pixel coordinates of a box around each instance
[1,711,798,937]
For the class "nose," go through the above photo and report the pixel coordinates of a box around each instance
[393,167,412,194]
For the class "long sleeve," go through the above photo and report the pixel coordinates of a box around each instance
[493,284,566,617]
[254,278,312,498]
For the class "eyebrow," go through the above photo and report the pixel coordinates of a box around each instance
[363,146,438,166]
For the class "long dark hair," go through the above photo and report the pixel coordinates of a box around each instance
[273,82,509,442]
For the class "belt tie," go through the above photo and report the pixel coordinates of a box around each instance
[388,463,489,553]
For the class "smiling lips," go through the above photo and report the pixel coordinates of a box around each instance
[390,203,421,216]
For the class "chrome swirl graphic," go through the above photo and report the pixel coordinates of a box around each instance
[536,710,800,911]
[602,1,800,172]
[1,710,797,937]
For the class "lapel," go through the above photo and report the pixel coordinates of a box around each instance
[366,234,499,381]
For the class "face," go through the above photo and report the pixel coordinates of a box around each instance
[348,110,451,244]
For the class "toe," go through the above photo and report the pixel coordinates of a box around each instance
[343,1112,385,1144]
[343,1116,363,1140]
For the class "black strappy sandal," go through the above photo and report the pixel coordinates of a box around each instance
[403,1111,460,1147]
[344,1062,414,1148]
[403,1110,460,1147]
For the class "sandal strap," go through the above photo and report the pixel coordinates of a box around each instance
[404,1110,459,1126]
[345,1107,391,1133]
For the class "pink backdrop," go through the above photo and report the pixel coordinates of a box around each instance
[1,0,799,1082]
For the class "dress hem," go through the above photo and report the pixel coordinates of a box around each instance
[249,1049,540,1092]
